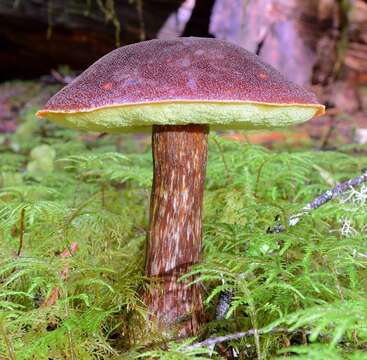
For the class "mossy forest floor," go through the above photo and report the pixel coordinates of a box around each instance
[1,81,367,359]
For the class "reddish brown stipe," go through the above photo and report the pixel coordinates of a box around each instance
[145,124,209,336]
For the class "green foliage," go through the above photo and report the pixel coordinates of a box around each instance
[1,109,367,359]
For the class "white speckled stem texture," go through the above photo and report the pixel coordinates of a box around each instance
[145,124,209,336]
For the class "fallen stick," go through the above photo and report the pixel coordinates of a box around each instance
[186,327,295,350]
[185,327,327,350]
[186,328,266,350]
[287,169,367,227]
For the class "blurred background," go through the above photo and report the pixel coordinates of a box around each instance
[0,0,366,147]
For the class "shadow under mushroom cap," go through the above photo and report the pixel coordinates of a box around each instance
[37,37,325,132]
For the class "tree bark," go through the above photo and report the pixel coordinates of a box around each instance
[145,124,209,336]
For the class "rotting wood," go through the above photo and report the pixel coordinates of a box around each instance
[0,0,183,79]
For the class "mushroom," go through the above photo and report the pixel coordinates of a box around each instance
[36,37,325,336]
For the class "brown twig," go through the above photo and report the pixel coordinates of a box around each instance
[16,208,26,256]
[320,117,336,150]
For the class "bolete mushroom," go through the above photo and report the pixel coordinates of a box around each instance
[36,37,325,336]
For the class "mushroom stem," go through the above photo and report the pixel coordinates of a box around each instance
[145,124,209,336]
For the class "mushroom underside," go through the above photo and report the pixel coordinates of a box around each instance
[39,101,321,133]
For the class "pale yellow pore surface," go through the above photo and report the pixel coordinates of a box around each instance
[38,101,323,133]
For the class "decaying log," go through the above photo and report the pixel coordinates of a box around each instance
[0,0,183,79]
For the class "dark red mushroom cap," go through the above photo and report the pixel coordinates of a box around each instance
[37,37,325,132]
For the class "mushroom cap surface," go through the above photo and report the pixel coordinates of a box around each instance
[37,37,325,132]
